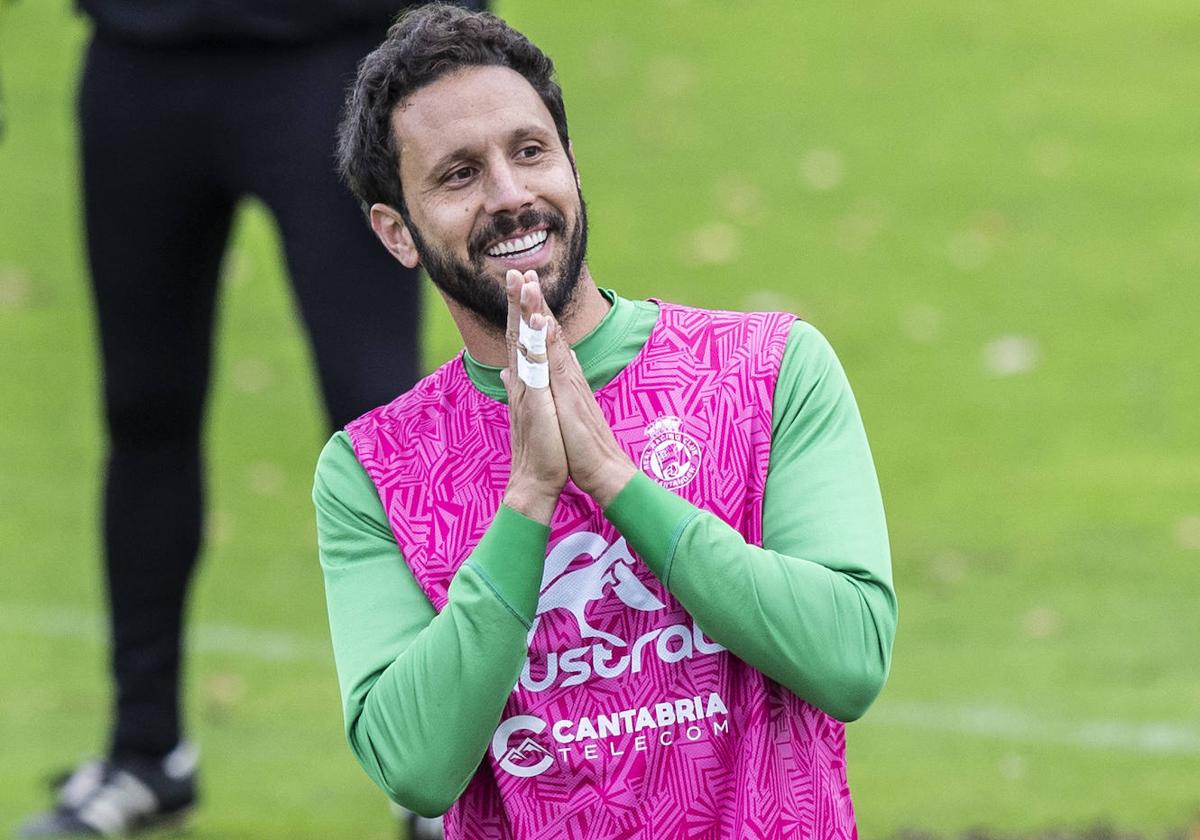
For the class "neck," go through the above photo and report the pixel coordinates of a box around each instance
[449,264,610,366]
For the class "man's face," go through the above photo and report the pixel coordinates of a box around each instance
[390,65,587,330]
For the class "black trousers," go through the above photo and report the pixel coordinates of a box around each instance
[78,30,420,759]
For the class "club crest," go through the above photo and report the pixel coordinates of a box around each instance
[640,415,703,489]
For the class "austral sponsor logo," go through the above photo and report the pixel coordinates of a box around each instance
[492,693,731,778]
[519,531,724,694]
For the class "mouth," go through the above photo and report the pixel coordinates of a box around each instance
[484,228,551,266]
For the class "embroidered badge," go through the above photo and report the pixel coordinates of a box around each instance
[640,415,703,489]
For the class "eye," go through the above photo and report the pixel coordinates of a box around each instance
[444,165,476,185]
[517,144,544,161]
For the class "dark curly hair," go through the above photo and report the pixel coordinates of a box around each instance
[336,3,571,218]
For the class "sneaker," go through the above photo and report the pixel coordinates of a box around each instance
[15,742,198,838]
[390,802,444,840]
[406,813,444,840]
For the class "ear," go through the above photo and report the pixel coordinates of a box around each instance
[369,203,421,269]
[567,140,581,189]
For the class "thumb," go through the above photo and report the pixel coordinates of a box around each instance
[500,366,520,400]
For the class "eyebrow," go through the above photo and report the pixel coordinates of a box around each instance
[426,125,555,181]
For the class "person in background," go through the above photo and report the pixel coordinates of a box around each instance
[316,5,897,839]
[16,1,482,837]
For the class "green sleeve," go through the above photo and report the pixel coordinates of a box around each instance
[605,321,897,722]
[314,432,547,816]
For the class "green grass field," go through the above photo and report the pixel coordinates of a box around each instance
[1,1,1198,837]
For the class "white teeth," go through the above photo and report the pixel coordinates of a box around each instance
[487,229,548,257]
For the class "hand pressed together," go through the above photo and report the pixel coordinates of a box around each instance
[501,270,638,523]
[500,270,568,523]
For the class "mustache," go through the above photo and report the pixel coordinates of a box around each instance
[468,208,567,260]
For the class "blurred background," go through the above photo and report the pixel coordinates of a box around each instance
[1,1,1197,837]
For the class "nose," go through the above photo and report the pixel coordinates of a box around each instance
[483,159,535,216]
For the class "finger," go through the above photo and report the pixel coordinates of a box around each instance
[519,279,549,363]
[523,312,548,362]
[500,273,528,403]
[545,314,573,381]
[519,275,545,327]
[546,316,588,392]
[501,358,525,405]
[516,272,554,390]
[517,311,550,389]
[505,269,524,361]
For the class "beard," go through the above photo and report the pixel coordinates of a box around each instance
[403,192,589,332]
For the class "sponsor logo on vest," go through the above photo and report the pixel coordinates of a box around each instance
[519,532,725,694]
[528,532,665,648]
[491,715,555,778]
[492,693,730,778]
[640,415,702,489]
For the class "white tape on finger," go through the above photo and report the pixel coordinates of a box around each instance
[519,318,547,355]
[517,317,549,388]
[517,354,549,389]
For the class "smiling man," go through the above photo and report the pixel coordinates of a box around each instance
[315,5,897,839]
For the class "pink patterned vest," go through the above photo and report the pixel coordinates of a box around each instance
[346,302,857,840]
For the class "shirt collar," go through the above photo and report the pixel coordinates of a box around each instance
[463,288,637,402]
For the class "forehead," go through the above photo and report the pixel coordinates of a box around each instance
[392,65,557,170]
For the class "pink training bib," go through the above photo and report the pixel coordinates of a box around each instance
[347,302,857,840]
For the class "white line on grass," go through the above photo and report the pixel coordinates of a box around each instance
[870,701,1200,756]
[4,602,1198,756]
[0,601,330,663]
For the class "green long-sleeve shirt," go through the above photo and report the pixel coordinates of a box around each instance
[313,291,896,816]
